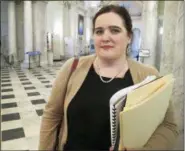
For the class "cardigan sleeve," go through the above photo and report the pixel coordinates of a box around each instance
[141,66,180,150]
[38,58,74,150]
[142,101,179,150]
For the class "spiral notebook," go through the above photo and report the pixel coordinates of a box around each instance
[109,74,174,150]
[109,75,157,149]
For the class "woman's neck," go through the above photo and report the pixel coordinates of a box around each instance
[96,55,128,69]
[94,55,129,78]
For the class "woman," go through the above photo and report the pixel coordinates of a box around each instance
[39,5,179,151]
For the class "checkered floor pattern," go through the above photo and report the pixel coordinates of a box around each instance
[1,62,64,150]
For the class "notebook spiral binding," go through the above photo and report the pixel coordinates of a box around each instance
[112,105,117,146]
[111,96,127,148]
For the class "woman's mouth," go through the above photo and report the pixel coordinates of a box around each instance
[101,46,113,49]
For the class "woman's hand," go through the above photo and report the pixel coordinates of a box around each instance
[109,146,113,151]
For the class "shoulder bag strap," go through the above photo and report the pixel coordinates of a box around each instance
[54,57,79,150]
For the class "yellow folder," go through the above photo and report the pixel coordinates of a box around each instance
[119,74,175,149]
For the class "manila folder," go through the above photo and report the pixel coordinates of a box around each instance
[119,75,174,149]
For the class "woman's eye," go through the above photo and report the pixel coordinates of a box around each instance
[95,30,103,35]
[111,28,120,34]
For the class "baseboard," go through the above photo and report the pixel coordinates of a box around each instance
[53,59,62,62]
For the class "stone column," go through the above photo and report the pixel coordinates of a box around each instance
[1,1,9,68]
[62,3,71,58]
[160,2,184,149]
[142,1,158,66]
[84,10,93,54]
[45,1,64,64]
[63,3,70,37]
[160,2,178,74]
[15,1,24,62]
[32,1,47,66]
[45,1,55,65]
[8,1,17,62]
[69,3,77,57]
[21,1,33,68]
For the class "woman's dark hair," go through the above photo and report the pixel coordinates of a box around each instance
[92,5,133,36]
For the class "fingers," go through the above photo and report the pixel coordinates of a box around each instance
[109,146,114,151]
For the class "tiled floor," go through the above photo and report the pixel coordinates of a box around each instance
[1,62,64,150]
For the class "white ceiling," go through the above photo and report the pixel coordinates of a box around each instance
[85,1,101,8]
[112,1,143,17]
[85,1,143,17]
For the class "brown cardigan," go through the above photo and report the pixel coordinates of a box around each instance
[38,54,179,150]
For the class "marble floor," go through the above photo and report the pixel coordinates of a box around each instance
[1,62,64,150]
[1,61,184,150]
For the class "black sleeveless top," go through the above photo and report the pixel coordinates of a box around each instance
[64,65,134,150]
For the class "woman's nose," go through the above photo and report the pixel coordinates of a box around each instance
[102,30,111,41]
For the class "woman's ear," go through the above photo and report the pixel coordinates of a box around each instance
[127,33,132,44]
[127,39,131,46]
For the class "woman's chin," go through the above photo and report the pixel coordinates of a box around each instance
[98,53,119,60]
[95,49,123,60]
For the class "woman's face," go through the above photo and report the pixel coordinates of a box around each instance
[93,12,131,60]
